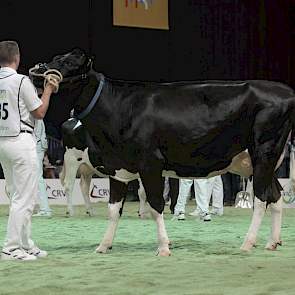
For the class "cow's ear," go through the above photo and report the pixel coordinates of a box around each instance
[72,47,85,55]
[87,56,95,69]
[90,55,95,61]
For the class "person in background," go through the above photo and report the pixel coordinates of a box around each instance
[162,177,179,214]
[33,119,52,217]
[0,164,4,179]
[43,153,56,178]
[174,176,224,221]
[222,173,241,206]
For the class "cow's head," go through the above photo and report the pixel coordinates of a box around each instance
[29,48,93,90]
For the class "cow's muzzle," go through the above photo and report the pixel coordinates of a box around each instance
[29,63,63,93]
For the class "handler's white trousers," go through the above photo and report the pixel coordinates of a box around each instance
[162,177,170,201]
[174,176,224,215]
[0,133,38,251]
[37,150,51,214]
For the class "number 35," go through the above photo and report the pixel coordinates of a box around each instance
[0,102,8,120]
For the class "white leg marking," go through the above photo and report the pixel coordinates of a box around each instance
[138,179,148,219]
[61,150,81,217]
[149,207,171,256]
[240,197,266,251]
[265,197,283,250]
[80,170,94,216]
[96,201,122,253]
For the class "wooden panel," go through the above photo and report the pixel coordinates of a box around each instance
[113,0,169,30]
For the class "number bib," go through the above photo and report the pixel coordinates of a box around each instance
[0,74,24,136]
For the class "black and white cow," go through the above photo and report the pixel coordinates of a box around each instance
[59,146,98,217]
[59,118,98,216]
[60,118,148,218]
[30,49,295,256]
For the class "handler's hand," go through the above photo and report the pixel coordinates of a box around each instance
[44,77,60,94]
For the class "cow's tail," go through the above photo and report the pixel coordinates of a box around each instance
[60,162,66,187]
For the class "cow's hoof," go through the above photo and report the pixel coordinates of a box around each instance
[96,244,112,254]
[156,248,171,257]
[240,240,256,252]
[86,210,94,217]
[168,240,172,247]
[66,211,74,217]
[265,240,282,251]
[139,212,148,219]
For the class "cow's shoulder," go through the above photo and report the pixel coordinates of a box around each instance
[61,118,82,135]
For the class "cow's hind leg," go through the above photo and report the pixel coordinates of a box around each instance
[240,197,266,251]
[141,170,171,256]
[96,178,127,254]
[138,178,148,219]
[265,196,283,250]
[243,113,291,250]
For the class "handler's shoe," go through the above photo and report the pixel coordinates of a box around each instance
[25,246,48,258]
[200,213,211,222]
[33,211,52,218]
[172,212,186,221]
[1,248,37,261]
[177,212,186,220]
[211,209,223,216]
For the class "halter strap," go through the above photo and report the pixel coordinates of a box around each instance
[62,73,88,84]
[76,73,105,120]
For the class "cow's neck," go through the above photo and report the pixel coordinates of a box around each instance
[73,72,101,115]
[74,73,120,146]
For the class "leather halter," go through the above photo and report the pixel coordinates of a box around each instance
[75,72,105,120]
[29,58,93,86]
[61,58,94,84]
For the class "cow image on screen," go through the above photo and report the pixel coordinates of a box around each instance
[29,48,295,256]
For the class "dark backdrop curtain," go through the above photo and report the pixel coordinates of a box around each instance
[247,1,292,84]
[0,0,294,134]
[167,0,250,80]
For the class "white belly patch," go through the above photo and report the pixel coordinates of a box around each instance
[68,147,254,183]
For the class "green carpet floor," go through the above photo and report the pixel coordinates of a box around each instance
[0,201,295,295]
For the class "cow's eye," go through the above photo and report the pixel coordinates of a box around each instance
[66,61,74,67]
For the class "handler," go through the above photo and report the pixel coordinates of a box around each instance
[0,40,58,261]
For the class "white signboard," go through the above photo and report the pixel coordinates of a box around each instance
[0,178,110,205]
[279,178,295,208]
[1,177,294,207]
[235,178,295,209]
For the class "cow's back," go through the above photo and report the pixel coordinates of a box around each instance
[82,77,295,178]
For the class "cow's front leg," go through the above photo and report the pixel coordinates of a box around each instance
[141,168,171,256]
[150,207,171,256]
[64,173,78,217]
[240,197,266,251]
[265,196,283,250]
[96,201,123,253]
[60,153,81,217]
[80,170,94,216]
[96,178,127,254]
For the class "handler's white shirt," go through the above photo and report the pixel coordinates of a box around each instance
[0,67,42,133]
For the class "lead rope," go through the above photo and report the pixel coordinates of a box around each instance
[29,65,63,93]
